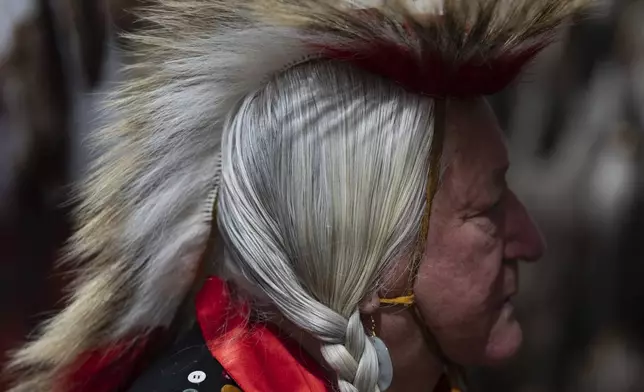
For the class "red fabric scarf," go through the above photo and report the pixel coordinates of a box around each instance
[196,277,333,392]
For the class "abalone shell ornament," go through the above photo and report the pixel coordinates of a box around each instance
[370,336,393,390]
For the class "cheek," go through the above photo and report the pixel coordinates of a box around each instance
[417,222,504,317]
[413,221,507,360]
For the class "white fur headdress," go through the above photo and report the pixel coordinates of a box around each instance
[7,0,590,390]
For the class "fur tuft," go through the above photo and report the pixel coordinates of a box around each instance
[7,0,591,390]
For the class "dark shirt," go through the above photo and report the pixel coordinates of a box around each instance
[127,324,242,392]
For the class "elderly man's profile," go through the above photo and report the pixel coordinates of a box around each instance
[6,0,591,391]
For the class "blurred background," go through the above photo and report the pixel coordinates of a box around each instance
[1,1,643,391]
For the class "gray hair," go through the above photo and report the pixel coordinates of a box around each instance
[217,61,434,392]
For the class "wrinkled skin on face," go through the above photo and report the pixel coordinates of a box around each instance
[415,98,545,364]
[375,98,545,391]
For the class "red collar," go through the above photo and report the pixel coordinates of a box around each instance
[196,277,333,392]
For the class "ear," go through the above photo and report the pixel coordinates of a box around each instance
[359,292,381,314]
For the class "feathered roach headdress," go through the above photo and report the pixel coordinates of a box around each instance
[7,0,589,391]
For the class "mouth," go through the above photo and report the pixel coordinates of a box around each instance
[501,300,516,320]
[501,285,519,320]
[501,287,518,307]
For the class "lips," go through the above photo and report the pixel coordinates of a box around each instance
[502,288,518,307]
[501,300,516,320]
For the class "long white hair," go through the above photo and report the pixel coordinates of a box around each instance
[217,60,434,392]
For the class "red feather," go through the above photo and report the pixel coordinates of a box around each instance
[319,42,543,97]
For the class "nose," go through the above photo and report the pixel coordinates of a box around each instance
[503,190,546,262]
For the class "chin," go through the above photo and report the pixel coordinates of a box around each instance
[483,317,523,366]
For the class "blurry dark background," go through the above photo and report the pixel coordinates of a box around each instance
[1,1,643,391]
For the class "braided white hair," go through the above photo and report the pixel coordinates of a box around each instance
[217,61,434,391]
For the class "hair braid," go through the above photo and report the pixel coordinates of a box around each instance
[319,311,380,392]
[218,60,432,392]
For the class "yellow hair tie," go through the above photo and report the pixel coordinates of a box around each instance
[379,294,415,306]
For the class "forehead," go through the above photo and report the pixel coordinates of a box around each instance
[444,98,508,166]
[440,98,509,205]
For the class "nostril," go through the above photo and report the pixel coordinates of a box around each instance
[504,230,545,262]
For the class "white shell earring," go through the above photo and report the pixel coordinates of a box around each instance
[369,315,393,391]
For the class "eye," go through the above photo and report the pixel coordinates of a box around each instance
[467,192,505,219]
[487,197,504,213]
